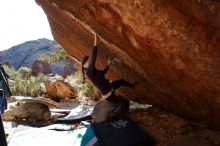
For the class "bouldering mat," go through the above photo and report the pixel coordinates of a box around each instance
[92,118,155,146]
[8,124,97,146]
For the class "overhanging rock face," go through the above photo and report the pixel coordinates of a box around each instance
[36,0,220,128]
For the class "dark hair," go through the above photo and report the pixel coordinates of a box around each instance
[81,56,89,66]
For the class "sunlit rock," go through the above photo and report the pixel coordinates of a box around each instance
[36,0,220,129]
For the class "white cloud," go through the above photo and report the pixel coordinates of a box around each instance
[0,0,53,51]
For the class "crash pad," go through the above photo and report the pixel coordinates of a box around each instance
[55,105,93,123]
[92,118,155,146]
[8,124,96,146]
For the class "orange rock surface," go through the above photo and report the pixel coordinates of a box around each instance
[45,79,77,100]
[36,0,220,129]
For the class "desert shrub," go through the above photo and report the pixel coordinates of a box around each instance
[3,65,16,79]
[11,74,47,97]
[72,72,84,85]
[3,66,31,80]
[3,65,47,97]
[66,72,93,97]
[38,55,50,63]
[3,64,93,98]
[17,67,31,79]
[38,48,66,64]
[81,82,93,97]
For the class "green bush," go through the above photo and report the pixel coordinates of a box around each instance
[81,82,93,97]
[3,65,47,97]
[38,48,66,64]
[3,64,93,99]
[66,72,93,97]
[17,67,31,79]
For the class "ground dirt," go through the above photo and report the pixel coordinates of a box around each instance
[129,107,220,146]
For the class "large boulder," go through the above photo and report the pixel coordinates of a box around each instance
[3,102,51,122]
[45,79,77,100]
[36,0,220,128]
[32,60,52,76]
[63,61,76,78]
[51,60,76,78]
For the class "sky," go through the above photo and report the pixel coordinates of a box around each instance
[0,0,53,51]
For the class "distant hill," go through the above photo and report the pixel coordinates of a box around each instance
[0,38,76,76]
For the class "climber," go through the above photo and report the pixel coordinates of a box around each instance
[81,34,137,122]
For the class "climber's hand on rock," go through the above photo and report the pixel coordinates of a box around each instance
[94,34,99,46]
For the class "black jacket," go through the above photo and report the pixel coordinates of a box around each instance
[86,46,112,95]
